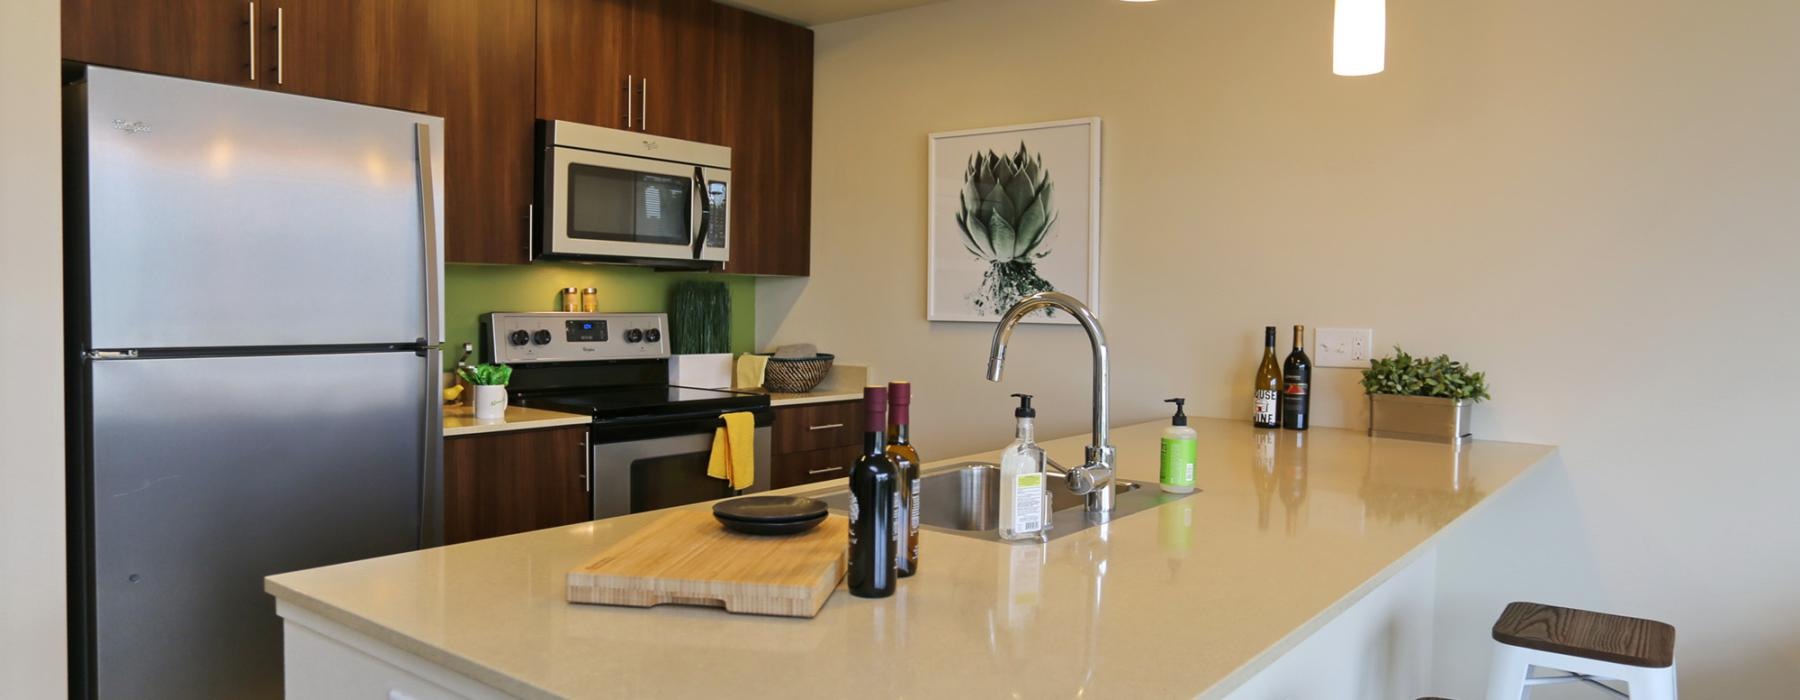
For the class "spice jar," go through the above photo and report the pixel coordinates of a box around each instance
[561,287,580,312]
[581,287,599,313]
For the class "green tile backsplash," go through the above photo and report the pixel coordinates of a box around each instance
[443,262,755,362]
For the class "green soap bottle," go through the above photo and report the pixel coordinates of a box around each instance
[1160,398,1198,494]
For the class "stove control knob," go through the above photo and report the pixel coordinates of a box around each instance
[508,330,531,346]
[625,328,645,343]
[644,328,661,343]
[532,329,553,345]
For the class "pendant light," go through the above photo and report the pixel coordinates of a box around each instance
[1333,0,1386,76]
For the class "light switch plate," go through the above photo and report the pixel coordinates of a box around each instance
[1316,328,1374,368]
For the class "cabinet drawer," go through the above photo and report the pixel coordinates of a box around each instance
[773,400,863,454]
[773,445,859,489]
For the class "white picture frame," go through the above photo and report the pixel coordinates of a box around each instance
[927,117,1101,324]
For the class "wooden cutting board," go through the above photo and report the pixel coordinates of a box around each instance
[567,509,848,618]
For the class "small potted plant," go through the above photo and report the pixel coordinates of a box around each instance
[459,363,513,420]
[1361,347,1490,443]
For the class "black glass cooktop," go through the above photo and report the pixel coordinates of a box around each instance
[514,385,769,423]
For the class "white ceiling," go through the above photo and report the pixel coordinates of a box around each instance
[718,0,946,26]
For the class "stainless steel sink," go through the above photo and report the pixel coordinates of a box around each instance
[806,462,1197,542]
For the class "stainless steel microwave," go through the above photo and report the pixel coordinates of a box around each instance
[535,120,730,267]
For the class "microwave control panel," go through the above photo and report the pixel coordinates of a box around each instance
[483,312,669,364]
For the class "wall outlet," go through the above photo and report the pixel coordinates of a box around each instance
[1316,328,1374,368]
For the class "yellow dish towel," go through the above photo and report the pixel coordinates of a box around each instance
[707,411,756,490]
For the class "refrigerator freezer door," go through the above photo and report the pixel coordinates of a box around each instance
[86,351,431,698]
[79,67,444,349]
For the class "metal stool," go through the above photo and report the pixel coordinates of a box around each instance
[1485,602,1677,699]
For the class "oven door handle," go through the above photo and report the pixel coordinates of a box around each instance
[690,166,709,260]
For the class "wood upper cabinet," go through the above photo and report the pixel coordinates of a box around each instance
[260,0,432,113]
[536,0,633,131]
[629,0,725,144]
[718,11,813,276]
[62,0,259,86]
[430,0,538,265]
[444,425,591,545]
[537,0,724,143]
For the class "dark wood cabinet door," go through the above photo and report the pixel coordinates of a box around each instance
[63,0,259,86]
[773,445,859,489]
[444,426,591,545]
[772,400,864,455]
[431,0,537,265]
[718,12,813,276]
[536,0,635,129]
[264,0,432,113]
[630,0,724,143]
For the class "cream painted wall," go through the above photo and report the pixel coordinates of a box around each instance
[0,0,67,695]
[761,0,1800,696]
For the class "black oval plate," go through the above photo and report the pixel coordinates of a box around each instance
[712,495,829,524]
[717,512,827,536]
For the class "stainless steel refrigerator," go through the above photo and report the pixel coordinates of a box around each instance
[64,66,445,699]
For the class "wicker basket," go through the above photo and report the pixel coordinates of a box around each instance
[763,353,834,393]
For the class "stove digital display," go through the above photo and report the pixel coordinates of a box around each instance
[565,319,608,342]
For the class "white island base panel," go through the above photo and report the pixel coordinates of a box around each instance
[269,418,1555,699]
[280,551,1443,700]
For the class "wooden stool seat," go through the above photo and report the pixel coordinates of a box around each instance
[1492,601,1676,668]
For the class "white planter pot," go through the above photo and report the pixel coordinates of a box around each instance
[471,385,509,420]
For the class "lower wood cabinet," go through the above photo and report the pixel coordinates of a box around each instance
[444,425,591,544]
[770,400,863,489]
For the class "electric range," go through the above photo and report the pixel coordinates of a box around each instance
[482,312,772,518]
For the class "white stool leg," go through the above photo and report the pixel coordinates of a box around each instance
[1620,662,1678,700]
[1485,641,1531,700]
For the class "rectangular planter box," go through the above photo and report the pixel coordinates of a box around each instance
[1368,394,1472,443]
[668,353,735,389]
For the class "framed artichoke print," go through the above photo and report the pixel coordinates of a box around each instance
[928,118,1101,324]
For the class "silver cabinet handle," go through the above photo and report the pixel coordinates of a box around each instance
[581,433,592,494]
[808,423,845,431]
[275,6,284,85]
[640,78,648,131]
[247,2,257,81]
[525,204,534,261]
[807,466,844,475]
[624,74,633,129]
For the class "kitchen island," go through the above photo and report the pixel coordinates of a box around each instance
[267,418,1555,699]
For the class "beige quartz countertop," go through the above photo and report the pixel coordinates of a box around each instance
[269,418,1554,699]
[442,405,590,437]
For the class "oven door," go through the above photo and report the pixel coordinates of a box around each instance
[589,412,771,519]
[545,146,730,265]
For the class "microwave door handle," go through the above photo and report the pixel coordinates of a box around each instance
[691,166,708,260]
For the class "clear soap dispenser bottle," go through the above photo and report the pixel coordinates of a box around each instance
[999,393,1049,541]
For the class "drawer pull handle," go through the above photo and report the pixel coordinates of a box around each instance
[808,423,845,431]
[807,466,844,475]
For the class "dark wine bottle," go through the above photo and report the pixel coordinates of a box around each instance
[1253,326,1281,428]
[886,381,921,578]
[1281,325,1312,430]
[848,386,901,598]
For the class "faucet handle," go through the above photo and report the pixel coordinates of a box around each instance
[1065,466,1097,495]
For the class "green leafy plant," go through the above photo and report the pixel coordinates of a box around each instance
[458,363,513,387]
[956,142,1058,316]
[669,280,730,354]
[1361,346,1490,402]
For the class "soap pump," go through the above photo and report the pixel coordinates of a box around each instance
[999,393,1049,541]
[1159,398,1198,494]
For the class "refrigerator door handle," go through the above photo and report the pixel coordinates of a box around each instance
[415,123,441,346]
[421,347,444,548]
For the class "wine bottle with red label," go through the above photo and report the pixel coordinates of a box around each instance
[1281,325,1312,430]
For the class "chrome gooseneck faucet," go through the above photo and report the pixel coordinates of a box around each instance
[985,291,1116,517]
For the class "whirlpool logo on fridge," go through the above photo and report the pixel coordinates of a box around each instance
[110,119,152,134]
